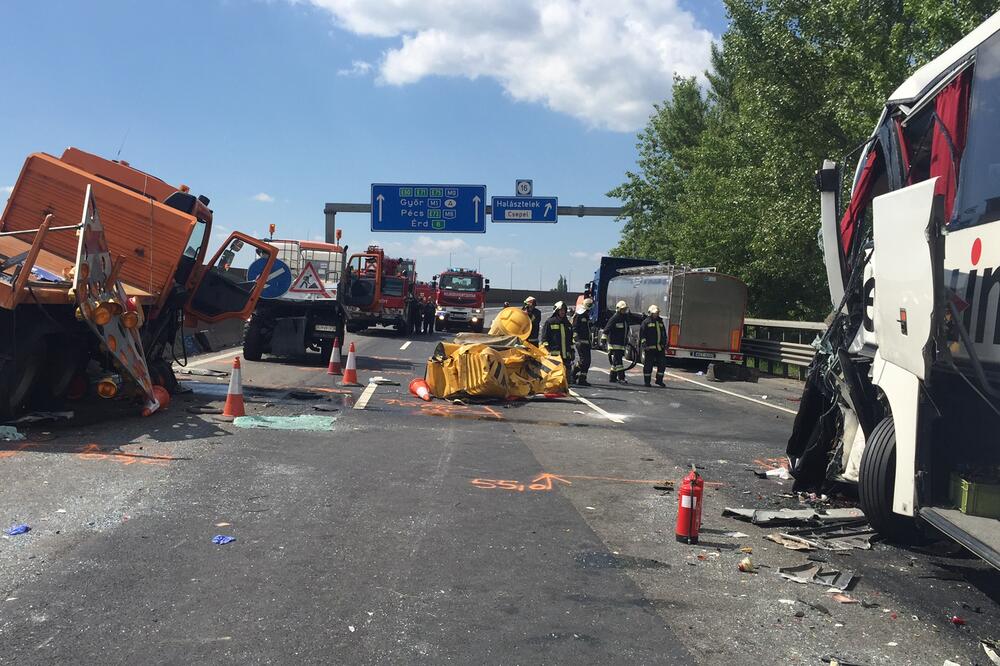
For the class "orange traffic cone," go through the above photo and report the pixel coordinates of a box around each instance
[222,356,246,417]
[341,342,362,387]
[327,338,343,375]
[409,377,432,402]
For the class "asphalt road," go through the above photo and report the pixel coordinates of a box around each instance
[1,307,997,664]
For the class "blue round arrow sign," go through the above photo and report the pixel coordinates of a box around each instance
[247,257,292,299]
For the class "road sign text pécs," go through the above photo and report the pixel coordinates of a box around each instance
[371,184,486,233]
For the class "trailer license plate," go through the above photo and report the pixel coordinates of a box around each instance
[692,351,716,359]
[314,325,337,332]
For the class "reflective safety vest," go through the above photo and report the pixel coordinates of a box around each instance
[603,311,629,349]
[541,316,572,358]
[641,315,666,351]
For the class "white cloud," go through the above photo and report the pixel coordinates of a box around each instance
[1,185,12,196]
[473,244,518,259]
[379,235,468,257]
[252,192,275,203]
[337,60,373,77]
[571,250,603,262]
[299,0,714,131]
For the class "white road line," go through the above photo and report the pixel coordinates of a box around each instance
[400,341,412,350]
[664,372,797,415]
[592,348,796,415]
[568,389,625,424]
[177,349,242,369]
[354,383,378,410]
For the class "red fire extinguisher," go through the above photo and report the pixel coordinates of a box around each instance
[675,466,704,544]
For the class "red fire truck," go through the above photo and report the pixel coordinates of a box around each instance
[432,267,489,333]
[342,245,421,335]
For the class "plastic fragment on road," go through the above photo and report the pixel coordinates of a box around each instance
[983,638,1000,665]
[233,415,337,431]
[778,562,854,590]
[369,376,400,386]
[722,506,865,525]
[4,524,30,536]
[765,467,791,480]
[10,411,73,424]
[950,615,966,626]
[0,426,25,442]
[722,531,749,538]
[737,557,755,572]
[830,593,859,604]
[212,535,236,545]
[766,533,816,551]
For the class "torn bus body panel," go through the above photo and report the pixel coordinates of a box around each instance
[789,13,1000,567]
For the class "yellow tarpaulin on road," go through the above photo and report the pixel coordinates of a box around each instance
[424,308,568,400]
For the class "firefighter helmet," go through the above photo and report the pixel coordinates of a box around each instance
[616,300,627,310]
[647,304,660,314]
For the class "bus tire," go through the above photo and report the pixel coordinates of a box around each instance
[859,417,922,544]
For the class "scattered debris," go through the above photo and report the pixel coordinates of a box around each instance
[176,368,229,377]
[777,520,875,551]
[765,467,791,480]
[830,593,859,604]
[348,625,356,633]
[739,546,753,554]
[368,376,400,386]
[233,415,337,431]
[766,533,815,551]
[187,406,224,415]
[211,535,236,545]
[737,557,755,573]
[778,599,796,605]
[950,615,966,626]
[722,531,750,538]
[215,522,231,527]
[10,411,73,424]
[722,506,865,526]
[3,524,30,536]
[983,638,1000,665]
[312,403,339,412]
[0,426,25,441]
[777,563,854,590]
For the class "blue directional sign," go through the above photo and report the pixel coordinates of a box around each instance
[491,196,559,224]
[247,257,292,299]
[371,184,487,233]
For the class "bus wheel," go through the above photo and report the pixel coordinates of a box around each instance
[858,417,922,544]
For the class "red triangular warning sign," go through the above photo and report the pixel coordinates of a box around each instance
[289,261,329,295]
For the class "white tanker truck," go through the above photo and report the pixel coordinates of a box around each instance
[789,13,1000,568]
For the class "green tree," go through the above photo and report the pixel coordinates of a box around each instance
[610,0,998,318]
[551,274,568,292]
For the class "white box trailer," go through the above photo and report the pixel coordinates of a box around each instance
[606,266,747,363]
[790,12,1000,568]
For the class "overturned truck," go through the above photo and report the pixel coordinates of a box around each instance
[789,15,1000,568]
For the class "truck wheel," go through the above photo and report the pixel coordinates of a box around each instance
[859,417,922,544]
[0,333,46,420]
[243,316,267,362]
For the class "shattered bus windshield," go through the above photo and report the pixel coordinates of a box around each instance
[953,30,1000,229]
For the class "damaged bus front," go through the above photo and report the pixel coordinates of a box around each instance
[789,14,1000,568]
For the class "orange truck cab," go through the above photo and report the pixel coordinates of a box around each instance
[0,147,277,418]
[341,245,421,335]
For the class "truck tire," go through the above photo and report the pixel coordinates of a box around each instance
[243,316,267,362]
[859,417,922,544]
[0,332,46,420]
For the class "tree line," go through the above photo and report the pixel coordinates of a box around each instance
[610,0,997,319]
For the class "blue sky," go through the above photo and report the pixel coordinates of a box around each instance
[0,0,726,291]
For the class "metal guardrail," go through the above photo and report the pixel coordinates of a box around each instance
[741,317,826,379]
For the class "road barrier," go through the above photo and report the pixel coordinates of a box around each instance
[740,318,826,380]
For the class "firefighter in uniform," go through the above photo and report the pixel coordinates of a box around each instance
[422,296,436,334]
[640,304,667,387]
[571,298,594,386]
[603,300,631,383]
[522,296,542,345]
[540,301,574,371]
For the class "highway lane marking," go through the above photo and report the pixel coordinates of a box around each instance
[568,389,626,424]
[354,382,378,410]
[663,372,797,415]
[400,341,412,350]
[591,349,796,415]
[179,349,243,369]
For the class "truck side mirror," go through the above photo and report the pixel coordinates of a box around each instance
[484,278,490,292]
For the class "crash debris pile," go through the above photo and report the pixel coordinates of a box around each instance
[423,307,569,400]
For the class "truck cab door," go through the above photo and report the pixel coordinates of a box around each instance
[871,178,943,380]
[184,232,277,323]
[342,254,380,308]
